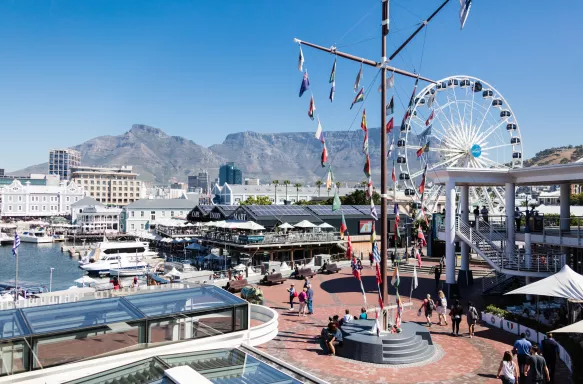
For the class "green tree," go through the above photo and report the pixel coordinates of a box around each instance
[283,180,291,202]
[321,189,380,205]
[241,196,272,205]
[294,182,302,202]
[272,180,279,204]
[315,180,323,197]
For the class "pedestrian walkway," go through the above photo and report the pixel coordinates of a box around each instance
[254,264,572,384]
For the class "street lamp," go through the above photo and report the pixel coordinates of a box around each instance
[49,268,54,292]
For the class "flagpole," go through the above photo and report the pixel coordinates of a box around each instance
[14,250,18,302]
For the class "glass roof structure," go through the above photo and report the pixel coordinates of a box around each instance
[0,286,246,342]
[65,348,304,384]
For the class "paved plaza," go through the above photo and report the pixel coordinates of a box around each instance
[255,263,572,384]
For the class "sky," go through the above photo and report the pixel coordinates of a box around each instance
[0,0,581,171]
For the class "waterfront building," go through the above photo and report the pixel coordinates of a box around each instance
[245,177,260,185]
[71,196,121,233]
[218,162,243,185]
[48,149,81,180]
[120,198,195,232]
[70,165,144,206]
[0,179,84,218]
[188,170,210,193]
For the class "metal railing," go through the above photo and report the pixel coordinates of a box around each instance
[482,270,513,294]
[200,231,341,245]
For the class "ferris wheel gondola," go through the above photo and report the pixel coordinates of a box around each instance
[396,75,523,214]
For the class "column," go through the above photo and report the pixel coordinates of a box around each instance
[505,182,516,264]
[444,179,458,298]
[560,183,571,232]
[458,185,473,287]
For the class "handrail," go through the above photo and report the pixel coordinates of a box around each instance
[248,304,279,347]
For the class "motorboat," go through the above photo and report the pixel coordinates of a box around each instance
[81,254,147,276]
[52,234,66,242]
[0,232,14,245]
[20,229,54,243]
[109,263,150,277]
[79,240,155,266]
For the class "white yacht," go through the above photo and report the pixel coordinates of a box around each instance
[0,232,14,245]
[109,262,150,277]
[79,241,156,275]
[20,229,54,243]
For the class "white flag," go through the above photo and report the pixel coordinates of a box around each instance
[298,46,304,71]
[459,0,472,30]
[314,119,323,140]
[378,72,395,92]
[412,264,418,290]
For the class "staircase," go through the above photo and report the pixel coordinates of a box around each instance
[389,262,492,278]
[380,331,434,364]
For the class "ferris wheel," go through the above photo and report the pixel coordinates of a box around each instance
[396,75,523,214]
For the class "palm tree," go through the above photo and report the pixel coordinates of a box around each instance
[335,181,341,190]
[360,181,367,189]
[315,180,323,197]
[283,180,291,202]
[294,182,302,203]
[272,180,279,204]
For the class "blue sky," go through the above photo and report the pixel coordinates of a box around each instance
[0,0,580,170]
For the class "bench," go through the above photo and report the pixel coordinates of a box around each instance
[225,279,248,293]
[296,268,316,279]
[320,263,341,274]
[261,273,287,285]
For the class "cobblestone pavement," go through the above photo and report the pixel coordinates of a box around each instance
[254,265,572,384]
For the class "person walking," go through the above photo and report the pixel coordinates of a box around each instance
[433,265,442,292]
[467,301,479,338]
[306,284,314,314]
[303,276,310,289]
[418,294,435,327]
[512,333,532,384]
[287,284,296,310]
[525,345,550,384]
[514,207,522,232]
[297,287,307,316]
[436,290,448,326]
[540,332,560,383]
[449,299,463,336]
[481,206,489,223]
[496,351,519,384]
[473,206,480,224]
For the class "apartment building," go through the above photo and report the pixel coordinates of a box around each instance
[48,149,81,180]
[71,165,143,206]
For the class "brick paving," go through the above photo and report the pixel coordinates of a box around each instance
[254,265,573,384]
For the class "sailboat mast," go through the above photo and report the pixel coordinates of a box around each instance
[380,0,389,305]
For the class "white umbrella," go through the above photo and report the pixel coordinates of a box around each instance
[279,222,294,230]
[233,264,247,271]
[238,221,265,231]
[552,319,583,333]
[504,265,583,300]
[164,268,182,277]
[74,276,97,285]
[318,222,335,229]
[293,220,317,228]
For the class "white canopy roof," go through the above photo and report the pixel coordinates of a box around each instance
[279,222,295,229]
[74,276,97,285]
[318,222,335,229]
[552,319,583,333]
[505,265,583,300]
[164,267,182,277]
[237,221,265,231]
[294,220,317,228]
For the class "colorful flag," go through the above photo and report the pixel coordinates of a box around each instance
[386,117,394,134]
[332,190,341,211]
[351,257,361,280]
[350,87,365,109]
[416,142,429,158]
[321,144,328,167]
[391,266,400,287]
[388,138,394,158]
[408,77,419,108]
[425,110,434,126]
[394,204,401,239]
[354,63,363,92]
[299,71,310,97]
[361,110,369,154]
[363,154,371,178]
[386,96,394,116]
[361,109,368,131]
[340,212,347,237]
[419,164,428,194]
[460,0,472,30]
[415,247,422,268]
[366,177,373,199]
[329,81,335,102]
[315,118,323,140]
[391,161,396,182]
[326,167,333,190]
[329,59,336,102]
[346,234,352,259]
[378,72,395,92]
[298,45,304,71]
[370,200,378,221]
[12,232,20,257]
[308,96,316,120]
[418,224,427,247]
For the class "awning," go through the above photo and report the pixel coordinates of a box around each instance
[279,222,294,230]
[552,320,583,333]
[237,221,265,231]
[505,265,583,300]
[293,220,317,228]
[318,222,335,229]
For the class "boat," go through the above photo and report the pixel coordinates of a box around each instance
[109,263,150,277]
[0,232,14,245]
[52,234,66,242]
[20,229,54,243]
[79,241,156,275]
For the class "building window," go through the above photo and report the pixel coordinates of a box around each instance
[131,211,134,217]
[7,206,12,211]
[42,206,46,211]
[66,196,70,202]
[66,205,69,211]
[131,224,135,230]
[161,211,165,216]
[171,211,174,217]
[18,196,22,202]
[8,196,12,202]
[140,211,144,217]
[151,211,156,220]
[140,224,145,230]
[17,205,22,211]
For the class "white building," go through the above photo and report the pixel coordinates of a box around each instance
[70,196,121,233]
[48,148,80,180]
[70,165,145,206]
[121,199,196,232]
[0,179,85,218]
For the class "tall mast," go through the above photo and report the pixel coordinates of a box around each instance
[380,0,389,304]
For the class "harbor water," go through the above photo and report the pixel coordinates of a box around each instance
[0,242,149,291]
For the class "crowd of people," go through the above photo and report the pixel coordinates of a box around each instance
[287,277,314,316]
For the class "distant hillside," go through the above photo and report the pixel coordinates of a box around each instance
[523,145,583,167]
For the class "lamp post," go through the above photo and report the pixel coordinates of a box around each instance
[49,267,54,292]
